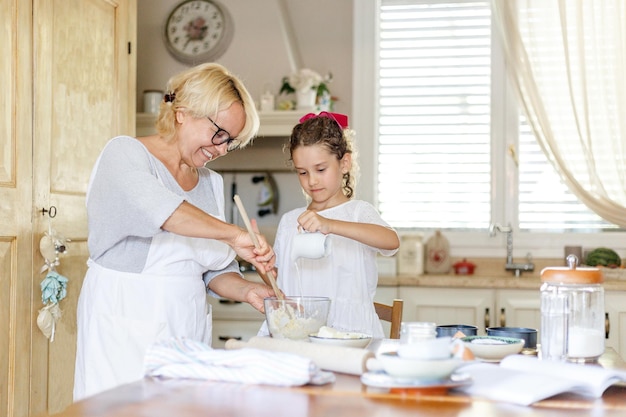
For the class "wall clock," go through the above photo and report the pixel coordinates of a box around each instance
[164,0,234,64]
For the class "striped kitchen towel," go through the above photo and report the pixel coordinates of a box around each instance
[144,337,335,386]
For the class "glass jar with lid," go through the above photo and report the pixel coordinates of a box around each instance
[540,254,604,362]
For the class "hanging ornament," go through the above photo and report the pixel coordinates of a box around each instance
[40,270,68,304]
[37,226,71,341]
[37,303,62,341]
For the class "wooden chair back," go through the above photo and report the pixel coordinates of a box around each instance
[374,299,403,339]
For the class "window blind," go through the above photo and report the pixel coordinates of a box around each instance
[377,0,617,231]
[378,0,492,229]
[518,120,615,231]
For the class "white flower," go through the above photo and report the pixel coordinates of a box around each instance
[288,68,323,92]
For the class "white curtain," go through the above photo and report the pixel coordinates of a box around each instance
[493,0,626,227]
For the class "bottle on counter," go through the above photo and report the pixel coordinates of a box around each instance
[143,90,163,114]
[424,230,451,274]
[540,254,605,362]
[397,234,424,275]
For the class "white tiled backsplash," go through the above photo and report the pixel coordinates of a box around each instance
[219,171,304,245]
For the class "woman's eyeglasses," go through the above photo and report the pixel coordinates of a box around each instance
[207,116,241,152]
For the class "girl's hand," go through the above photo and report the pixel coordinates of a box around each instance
[297,210,333,234]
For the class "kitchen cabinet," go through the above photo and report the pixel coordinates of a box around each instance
[495,289,542,332]
[137,110,302,137]
[399,287,541,335]
[604,291,626,359]
[209,281,626,359]
[399,287,494,333]
[398,285,626,359]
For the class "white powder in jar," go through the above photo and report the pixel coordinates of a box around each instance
[567,327,604,358]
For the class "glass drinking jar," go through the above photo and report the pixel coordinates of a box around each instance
[400,321,437,344]
[540,255,604,362]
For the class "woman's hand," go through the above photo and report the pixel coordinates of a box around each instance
[244,283,276,313]
[230,220,275,274]
[209,274,276,314]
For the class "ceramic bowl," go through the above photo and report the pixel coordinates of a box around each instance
[461,335,525,361]
[436,324,478,338]
[375,352,465,380]
[264,296,330,340]
[486,327,537,350]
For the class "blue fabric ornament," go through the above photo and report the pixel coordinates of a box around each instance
[40,270,69,305]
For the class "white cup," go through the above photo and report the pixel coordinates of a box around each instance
[291,232,330,262]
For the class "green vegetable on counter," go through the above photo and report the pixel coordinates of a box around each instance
[585,247,622,268]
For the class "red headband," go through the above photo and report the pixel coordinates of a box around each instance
[299,111,349,129]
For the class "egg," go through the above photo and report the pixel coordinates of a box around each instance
[452,341,475,361]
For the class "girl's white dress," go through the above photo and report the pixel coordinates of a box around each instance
[260,200,398,338]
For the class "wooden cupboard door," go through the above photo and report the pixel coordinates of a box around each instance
[495,289,541,336]
[29,0,136,415]
[0,2,34,417]
[399,287,495,334]
[604,292,626,360]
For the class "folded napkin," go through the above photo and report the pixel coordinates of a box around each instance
[144,337,335,386]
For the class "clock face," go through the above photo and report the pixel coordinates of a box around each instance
[164,0,233,64]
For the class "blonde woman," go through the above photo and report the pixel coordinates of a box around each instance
[74,63,275,400]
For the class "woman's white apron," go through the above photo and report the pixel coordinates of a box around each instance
[74,144,235,400]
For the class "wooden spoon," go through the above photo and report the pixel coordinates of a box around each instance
[233,195,284,300]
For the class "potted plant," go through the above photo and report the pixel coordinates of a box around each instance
[279,68,333,111]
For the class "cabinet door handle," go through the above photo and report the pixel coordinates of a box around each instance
[219,299,242,305]
[500,308,506,327]
[484,308,490,330]
[218,335,243,341]
[605,312,610,339]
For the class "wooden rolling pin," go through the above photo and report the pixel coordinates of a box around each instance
[225,337,374,376]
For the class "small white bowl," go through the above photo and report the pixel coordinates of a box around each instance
[375,352,465,380]
[309,334,372,348]
[461,335,524,361]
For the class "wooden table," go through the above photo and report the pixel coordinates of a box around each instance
[47,349,626,417]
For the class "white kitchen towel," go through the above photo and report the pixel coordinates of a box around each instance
[144,337,335,386]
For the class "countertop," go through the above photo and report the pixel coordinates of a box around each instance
[43,349,626,417]
[379,273,626,291]
[379,258,626,291]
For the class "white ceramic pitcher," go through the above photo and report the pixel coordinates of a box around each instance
[290,232,331,262]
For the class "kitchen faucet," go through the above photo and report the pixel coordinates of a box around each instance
[489,223,535,277]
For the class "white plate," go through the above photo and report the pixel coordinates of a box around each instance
[309,334,372,348]
[461,336,524,361]
[361,371,472,389]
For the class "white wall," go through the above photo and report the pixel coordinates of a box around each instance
[136,0,355,239]
[136,0,353,116]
